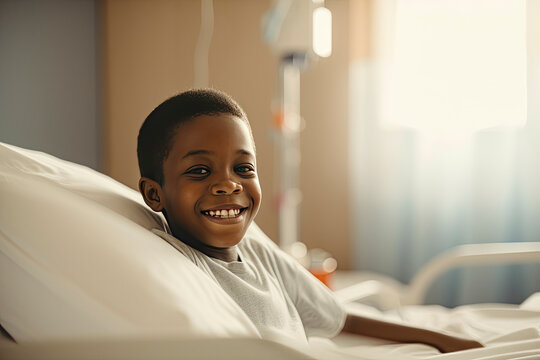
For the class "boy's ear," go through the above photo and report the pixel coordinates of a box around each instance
[138,177,165,212]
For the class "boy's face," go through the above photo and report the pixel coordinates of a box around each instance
[156,114,261,249]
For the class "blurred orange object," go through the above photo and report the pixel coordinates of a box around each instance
[307,248,337,289]
[310,269,335,289]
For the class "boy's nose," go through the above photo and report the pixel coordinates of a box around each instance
[211,179,243,195]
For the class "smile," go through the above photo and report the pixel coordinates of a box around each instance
[201,208,247,219]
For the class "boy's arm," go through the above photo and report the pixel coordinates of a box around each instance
[342,313,483,353]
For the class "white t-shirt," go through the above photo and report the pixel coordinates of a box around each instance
[153,229,346,344]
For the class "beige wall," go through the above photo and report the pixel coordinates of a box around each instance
[102,0,200,186]
[102,0,354,269]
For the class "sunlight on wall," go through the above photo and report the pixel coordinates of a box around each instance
[377,0,527,136]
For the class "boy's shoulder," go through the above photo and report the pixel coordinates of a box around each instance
[241,225,299,270]
[244,223,273,245]
[242,224,281,252]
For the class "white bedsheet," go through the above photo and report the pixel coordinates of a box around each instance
[308,292,540,359]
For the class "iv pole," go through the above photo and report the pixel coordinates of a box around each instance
[275,54,306,253]
[263,0,332,254]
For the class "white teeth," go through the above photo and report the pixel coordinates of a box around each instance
[204,209,243,218]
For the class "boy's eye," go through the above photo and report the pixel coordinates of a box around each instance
[236,165,255,174]
[185,167,209,175]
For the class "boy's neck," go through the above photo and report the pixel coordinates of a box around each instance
[200,244,240,262]
[181,237,240,262]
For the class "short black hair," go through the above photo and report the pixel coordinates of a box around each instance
[137,88,251,185]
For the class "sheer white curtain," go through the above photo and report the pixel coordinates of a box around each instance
[350,0,540,306]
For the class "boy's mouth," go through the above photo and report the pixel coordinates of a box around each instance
[201,207,247,219]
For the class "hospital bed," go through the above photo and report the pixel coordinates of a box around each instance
[1,141,539,360]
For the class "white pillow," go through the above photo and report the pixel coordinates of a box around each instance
[0,142,259,342]
[0,142,168,231]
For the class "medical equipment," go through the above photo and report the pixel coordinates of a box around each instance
[336,242,540,310]
[263,0,332,252]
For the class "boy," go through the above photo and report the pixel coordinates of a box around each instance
[137,89,482,352]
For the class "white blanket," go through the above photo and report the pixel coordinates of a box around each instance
[308,292,540,359]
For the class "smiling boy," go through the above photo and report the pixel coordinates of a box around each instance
[141,111,260,262]
[137,89,483,352]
